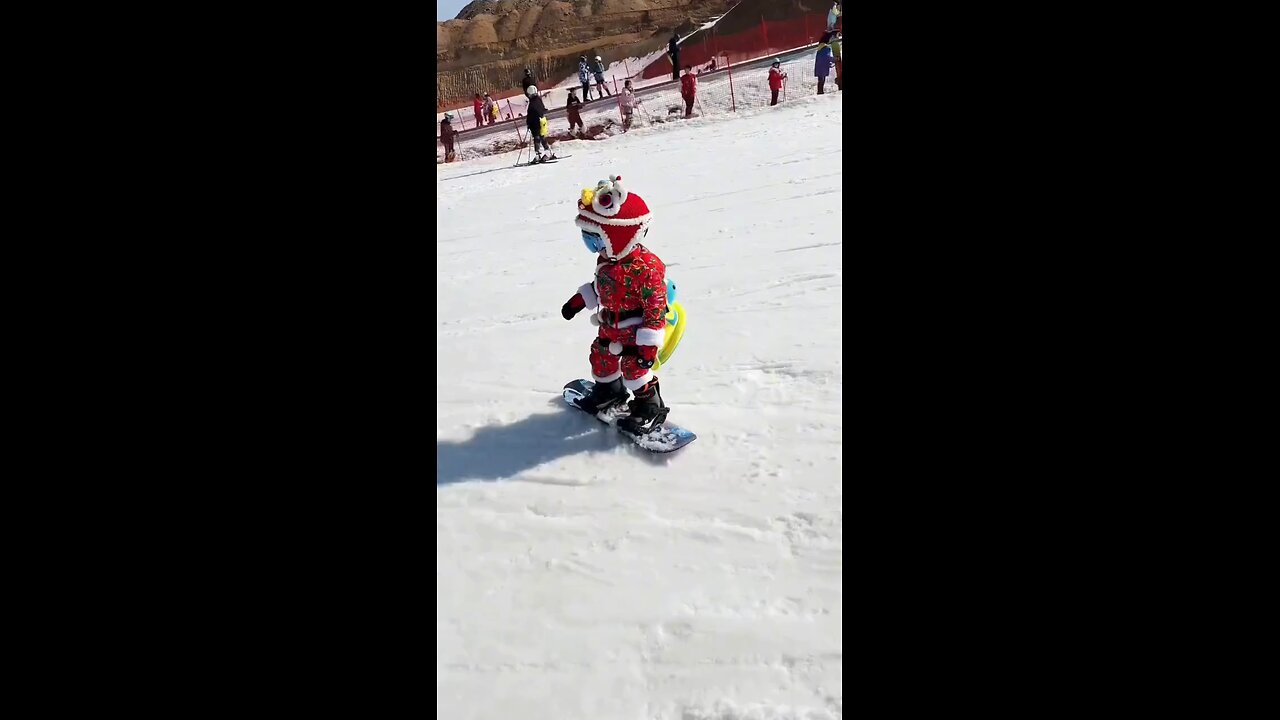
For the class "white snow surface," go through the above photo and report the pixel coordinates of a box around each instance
[437,94,843,720]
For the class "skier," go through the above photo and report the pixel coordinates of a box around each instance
[578,56,593,101]
[520,68,536,93]
[592,55,612,97]
[525,85,555,162]
[768,58,787,106]
[827,1,841,32]
[560,175,670,434]
[472,92,485,127]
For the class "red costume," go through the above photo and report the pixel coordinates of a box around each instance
[560,175,671,433]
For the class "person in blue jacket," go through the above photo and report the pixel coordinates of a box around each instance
[815,31,835,95]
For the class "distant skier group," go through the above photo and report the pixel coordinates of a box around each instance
[439,4,844,164]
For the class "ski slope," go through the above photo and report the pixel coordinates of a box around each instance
[437,93,843,720]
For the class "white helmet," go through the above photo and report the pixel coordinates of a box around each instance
[526,85,538,97]
[595,55,602,60]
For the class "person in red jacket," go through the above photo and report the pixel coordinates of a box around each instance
[680,66,697,118]
[768,58,787,106]
[561,174,671,434]
[472,93,484,127]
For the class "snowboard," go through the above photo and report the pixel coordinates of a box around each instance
[562,379,697,453]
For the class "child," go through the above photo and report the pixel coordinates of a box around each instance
[561,175,670,434]
[439,113,456,162]
[619,80,638,131]
[566,89,584,134]
[482,92,497,125]
[768,59,787,106]
[472,92,484,127]
[680,66,697,118]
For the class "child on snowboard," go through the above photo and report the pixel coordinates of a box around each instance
[560,175,670,434]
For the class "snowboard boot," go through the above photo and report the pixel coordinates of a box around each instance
[618,379,669,435]
[575,377,628,414]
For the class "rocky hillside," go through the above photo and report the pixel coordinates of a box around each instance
[436,0,736,110]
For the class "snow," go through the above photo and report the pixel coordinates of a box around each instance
[437,93,843,719]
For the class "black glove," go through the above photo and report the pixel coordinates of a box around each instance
[562,293,586,320]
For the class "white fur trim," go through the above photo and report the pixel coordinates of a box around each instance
[576,215,651,260]
[636,326,665,348]
[578,207,650,226]
[614,316,643,329]
[589,312,601,326]
[608,341,623,355]
[577,282,599,310]
[622,371,653,391]
[593,370,622,383]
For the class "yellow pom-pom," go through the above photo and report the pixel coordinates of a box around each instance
[581,188,595,206]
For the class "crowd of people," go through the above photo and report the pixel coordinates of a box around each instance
[439,3,844,163]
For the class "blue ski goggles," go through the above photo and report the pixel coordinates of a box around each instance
[581,229,606,254]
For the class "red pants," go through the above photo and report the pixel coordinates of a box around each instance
[474,110,484,126]
[589,326,654,388]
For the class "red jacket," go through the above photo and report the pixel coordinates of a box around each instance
[769,66,786,90]
[680,73,696,97]
[473,98,483,113]
[589,245,667,340]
